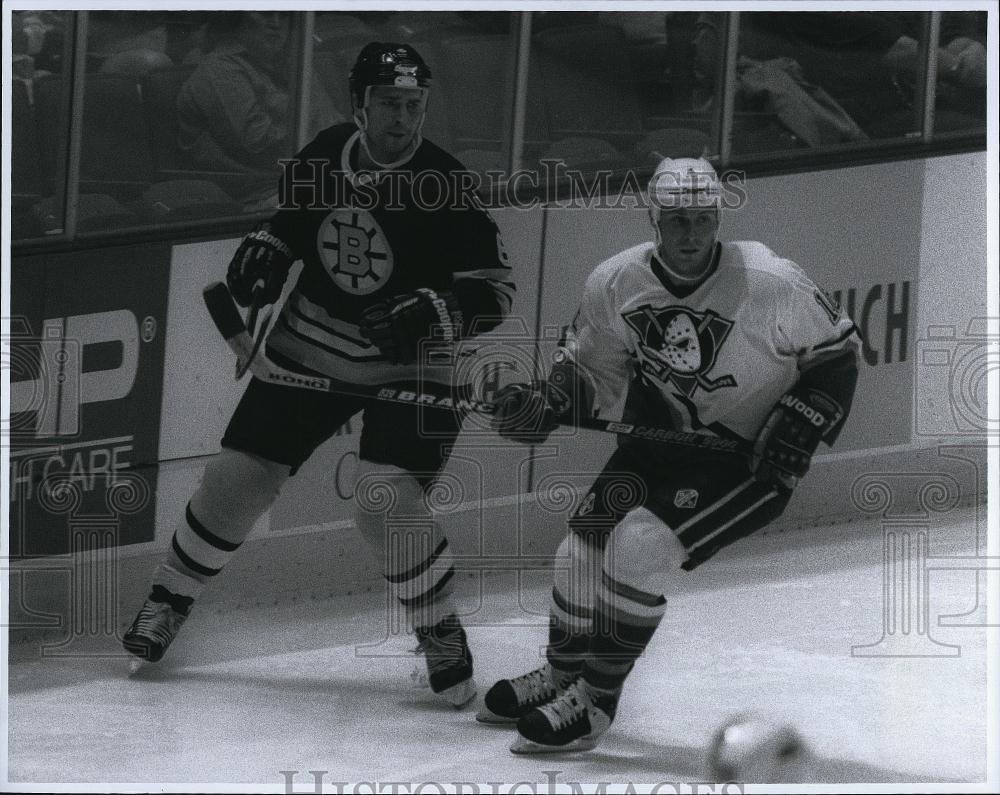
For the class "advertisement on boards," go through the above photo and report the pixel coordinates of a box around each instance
[8,246,170,556]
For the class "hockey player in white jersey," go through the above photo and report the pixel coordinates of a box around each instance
[122,43,514,709]
[480,157,859,751]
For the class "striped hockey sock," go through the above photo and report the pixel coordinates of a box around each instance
[546,584,592,678]
[385,534,457,630]
[157,502,244,597]
[581,571,667,710]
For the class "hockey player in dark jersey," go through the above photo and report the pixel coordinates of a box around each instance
[123,43,514,709]
[478,157,859,750]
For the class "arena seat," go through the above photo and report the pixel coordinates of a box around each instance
[32,193,141,234]
[634,127,711,164]
[140,179,241,222]
[314,13,379,53]
[380,11,477,41]
[536,136,629,172]
[99,48,174,78]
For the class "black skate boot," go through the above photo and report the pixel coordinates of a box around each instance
[413,614,477,708]
[510,678,615,754]
[122,584,194,663]
[477,663,577,724]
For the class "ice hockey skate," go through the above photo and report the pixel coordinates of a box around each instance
[122,584,194,670]
[477,663,576,724]
[510,678,614,754]
[413,614,477,708]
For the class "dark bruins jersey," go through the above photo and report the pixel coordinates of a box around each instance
[266,123,514,385]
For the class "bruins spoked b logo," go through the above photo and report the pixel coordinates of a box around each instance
[623,304,737,397]
[317,209,394,295]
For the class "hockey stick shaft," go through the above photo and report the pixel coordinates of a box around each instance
[234,283,272,379]
[202,282,750,456]
[246,281,265,336]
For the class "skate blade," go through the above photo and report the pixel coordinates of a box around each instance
[437,677,477,709]
[409,663,430,689]
[509,734,597,754]
[475,705,519,724]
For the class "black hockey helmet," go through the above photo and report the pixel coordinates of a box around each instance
[349,42,432,110]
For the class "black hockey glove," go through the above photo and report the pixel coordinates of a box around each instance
[751,386,844,492]
[226,221,295,307]
[359,289,464,366]
[492,380,572,445]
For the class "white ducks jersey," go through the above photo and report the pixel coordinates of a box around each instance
[565,240,860,442]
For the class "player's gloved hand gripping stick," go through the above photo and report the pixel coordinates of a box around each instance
[203,282,751,457]
[227,221,292,379]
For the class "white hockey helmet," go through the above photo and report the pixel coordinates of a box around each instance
[648,156,722,253]
[648,156,721,217]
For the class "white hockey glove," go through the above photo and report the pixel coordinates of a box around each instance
[359,289,464,366]
[227,221,295,307]
[751,386,844,492]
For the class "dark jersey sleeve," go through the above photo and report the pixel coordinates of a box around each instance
[425,146,516,337]
[796,347,859,445]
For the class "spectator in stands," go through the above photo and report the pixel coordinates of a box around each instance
[12,11,65,79]
[881,11,986,124]
[690,13,867,149]
[742,11,986,136]
[177,11,341,209]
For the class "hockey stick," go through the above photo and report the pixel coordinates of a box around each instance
[235,283,273,379]
[202,282,751,456]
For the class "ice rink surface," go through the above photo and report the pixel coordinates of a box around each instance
[6,506,991,789]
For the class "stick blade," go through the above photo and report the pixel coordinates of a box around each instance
[202,282,246,340]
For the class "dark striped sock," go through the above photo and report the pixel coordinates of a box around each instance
[165,502,243,584]
[546,584,592,676]
[582,570,667,695]
[385,533,456,629]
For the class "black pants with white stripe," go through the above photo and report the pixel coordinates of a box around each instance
[568,442,790,571]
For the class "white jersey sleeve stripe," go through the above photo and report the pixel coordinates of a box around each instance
[453,267,514,281]
[810,323,860,352]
